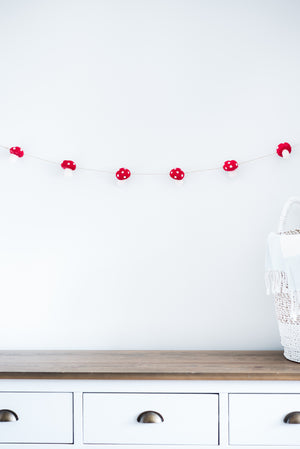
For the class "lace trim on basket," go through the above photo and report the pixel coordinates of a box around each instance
[266,270,300,319]
[265,270,287,295]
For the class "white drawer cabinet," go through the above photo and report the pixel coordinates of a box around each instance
[0,392,73,444]
[0,350,299,448]
[83,393,219,445]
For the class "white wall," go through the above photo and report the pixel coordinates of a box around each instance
[0,0,299,349]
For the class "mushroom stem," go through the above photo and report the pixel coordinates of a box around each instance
[172,178,184,185]
[227,171,237,179]
[9,154,19,163]
[282,149,290,159]
[116,179,127,186]
[63,168,74,177]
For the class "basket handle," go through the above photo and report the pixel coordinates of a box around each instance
[278,197,300,233]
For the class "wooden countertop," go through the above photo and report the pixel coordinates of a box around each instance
[0,350,299,380]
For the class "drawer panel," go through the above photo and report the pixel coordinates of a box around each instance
[83,393,218,445]
[229,394,300,446]
[0,392,73,444]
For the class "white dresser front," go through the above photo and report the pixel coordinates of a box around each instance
[83,392,219,445]
[229,393,300,446]
[0,392,73,444]
[0,358,299,449]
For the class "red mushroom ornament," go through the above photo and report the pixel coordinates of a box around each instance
[61,160,76,176]
[170,168,185,181]
[116,168,131,180]
[223,160,238,173]
[9,146,24,159]
[277,142,292,159]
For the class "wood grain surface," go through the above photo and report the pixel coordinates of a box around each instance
[0,350,299,379]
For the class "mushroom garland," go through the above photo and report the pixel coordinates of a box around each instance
[61,160,76,172]
[170,167,185,180]
[116,168,131,180]
[3,141,292,180]
[276,142,292,159]
[10,146,24,158]
[223,160,238,173]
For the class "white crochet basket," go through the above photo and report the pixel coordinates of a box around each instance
[274,197,300,362]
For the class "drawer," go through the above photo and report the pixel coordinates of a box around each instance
[229,394,300,446]
[0,392,73,444]
[83,393,218,445]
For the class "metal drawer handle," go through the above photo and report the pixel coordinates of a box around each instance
[137,410,164,423]
[284,412,300,424]
[0,410,18,422]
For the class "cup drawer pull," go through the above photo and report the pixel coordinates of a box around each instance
[284,412,300,424]
[137,411,164,423]
[0,410,18,422]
